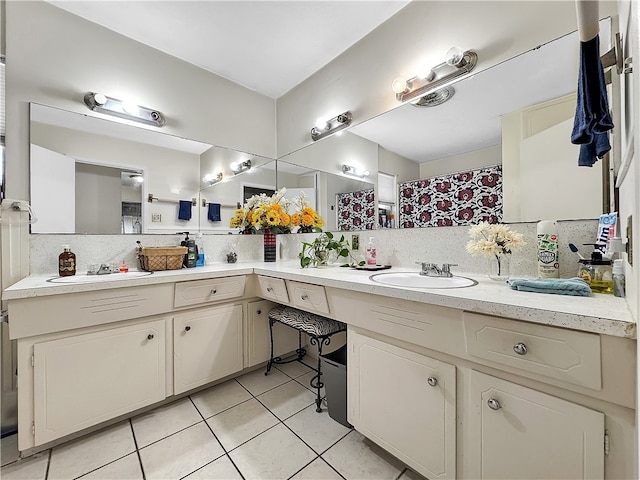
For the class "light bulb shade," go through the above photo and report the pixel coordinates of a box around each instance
[341,164,369,179]
[445,46,465,67]
[391,77,409,94]
[83,92,165,127]
[203,172,224,185]
[231,159,252,175]
[310,110,352,141]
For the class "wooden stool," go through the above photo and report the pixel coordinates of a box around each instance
[265,305,346,412]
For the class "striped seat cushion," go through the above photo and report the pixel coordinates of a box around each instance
[268,305,346,337]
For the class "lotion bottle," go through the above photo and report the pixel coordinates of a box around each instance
[365,237,377,266]
[536,220,559,278]
[58,245,76,277]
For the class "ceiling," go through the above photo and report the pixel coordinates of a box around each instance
[47,0,409,99]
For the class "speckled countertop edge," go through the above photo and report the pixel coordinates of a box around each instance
[3,261,635,339]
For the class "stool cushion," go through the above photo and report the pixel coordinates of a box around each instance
[269,305,346,337]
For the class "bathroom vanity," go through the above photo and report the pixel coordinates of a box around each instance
[3,263,636,479]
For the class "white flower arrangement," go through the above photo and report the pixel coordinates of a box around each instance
[465,222,525,257]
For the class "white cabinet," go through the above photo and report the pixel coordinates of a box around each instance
[33,318,166,445]
[348,329,456,480]
[468,371,604,479]
[173,304,243,394]
[245,299,300,368]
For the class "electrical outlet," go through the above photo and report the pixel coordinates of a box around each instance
[152,213,162,222]
[352,234,360,251]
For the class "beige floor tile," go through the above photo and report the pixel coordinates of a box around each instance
[284,404,351,453]
[0,451,49,480]
[322,430,405,480]
[191,379,252,418]
[257,380,316,420]
[1,434,19,467]
[236,367,289,396]
[139,422,224,480]
[274,361,314,379]
[184,455,242,479]
[206,398,278,451]
[48,421,135,480]
[291,457,343,480]
[131,398,202,447]
[228,423,316,480]
[79,453,142,480]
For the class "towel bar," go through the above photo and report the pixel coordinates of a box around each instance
[148,194,196,206]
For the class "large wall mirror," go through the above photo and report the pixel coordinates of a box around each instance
[278,19,613,230]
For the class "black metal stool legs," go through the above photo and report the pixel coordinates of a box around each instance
[265,319,307,376]
[309,335,332,412]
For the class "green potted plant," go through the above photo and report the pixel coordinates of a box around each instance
[299,232,363,268]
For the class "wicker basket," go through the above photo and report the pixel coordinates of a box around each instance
[137,246,187,271]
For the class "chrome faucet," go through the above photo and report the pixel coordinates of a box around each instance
[96,263,112,275]
[416,262,458,277]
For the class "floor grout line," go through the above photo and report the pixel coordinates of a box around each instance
[44,449,52,480]
[129,419,146,480]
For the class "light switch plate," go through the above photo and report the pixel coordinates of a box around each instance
[352,234,360,251]
[152,213,162,222]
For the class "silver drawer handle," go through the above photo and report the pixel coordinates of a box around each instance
[513,342,527,355]
[301,294,309,300]
[210,288,217,295]
[266,287,273,293]
[427,376,438,387]
[487,398,501,410]
[147,334,154,340]
[185,326,191,332]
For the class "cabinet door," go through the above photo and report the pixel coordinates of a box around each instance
[468,371,604,479]
[349,330,456,479]
[173,304,243,394]
[245,300,300,368]
[34,318,165,445]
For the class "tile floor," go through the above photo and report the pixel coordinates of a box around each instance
[1,362,424,480]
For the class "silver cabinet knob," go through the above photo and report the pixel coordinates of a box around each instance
[513,342,527,355]
[487,398,501,410]
[185,326,191,332]
[301,294,309,301]
[256,309,262,315]
[210,288,217,295]
[427,376,438,387]
[266,287,273,293]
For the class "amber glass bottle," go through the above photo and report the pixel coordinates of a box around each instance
[58,245,76,277]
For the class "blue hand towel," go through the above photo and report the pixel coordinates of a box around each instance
[571,34,614,167]
[178,200,192,221]
[508,277,592,297]
[208,203,221,222]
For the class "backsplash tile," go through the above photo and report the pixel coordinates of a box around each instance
[31,219,597,279]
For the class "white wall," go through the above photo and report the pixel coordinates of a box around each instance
[75,163,122,234]
[419,145,501,179]
[276,1,616,157]
[378,146,419,183]
[5,0,276,201]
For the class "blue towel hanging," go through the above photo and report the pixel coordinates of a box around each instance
[571,34,614,167]
[208,203,221,222]
[178,200,192,221]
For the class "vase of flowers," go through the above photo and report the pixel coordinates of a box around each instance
[466,222,525,281]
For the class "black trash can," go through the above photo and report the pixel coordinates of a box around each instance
[320,344,352,428]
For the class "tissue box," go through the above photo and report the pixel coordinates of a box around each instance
[138,246,187,271]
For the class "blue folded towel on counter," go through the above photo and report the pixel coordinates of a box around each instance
[208,203,221,222]
[571,34,614,167]
[178,200,192,221]
[508,277,592,297]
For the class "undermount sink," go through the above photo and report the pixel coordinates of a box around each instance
[370,272,477,289]
[48,271,153,284]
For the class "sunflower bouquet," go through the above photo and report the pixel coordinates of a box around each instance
[230,188,293,234]
[289,191,324,233]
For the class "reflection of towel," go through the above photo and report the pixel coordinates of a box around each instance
[178,200,192,221]
[508,277,592,297]
[208,203,221,222]
[571,35,614,167]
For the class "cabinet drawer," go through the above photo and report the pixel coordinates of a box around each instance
[463,312,601,390]
[257,276,289,303]
[287,280,329,314]
[174,276,246,308]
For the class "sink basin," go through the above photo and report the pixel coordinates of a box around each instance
[370,272,477,289]
[48,271,153,284]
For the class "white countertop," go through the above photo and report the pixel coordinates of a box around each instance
[3,261,635,339]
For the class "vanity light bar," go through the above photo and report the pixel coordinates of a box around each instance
[311,111,353,141]
[83,92,166,127]
[342,164,369,179]
[231,160,252,175]
[203,172,223,185]
[393,49,478,103]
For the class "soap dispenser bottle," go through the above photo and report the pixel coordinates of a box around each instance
[180,232,198,268]
[578,244,613,293]
[195,232,205,267]
[58,245,76,277]
[365,237,377,266]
